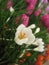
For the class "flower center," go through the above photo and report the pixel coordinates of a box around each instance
[18,31,26,39]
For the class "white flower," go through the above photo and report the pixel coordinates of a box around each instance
[14,24,35,45]
[28,24,36,29]
[33,45,44,52]
[33,38,45,52]
[34,27,40,34]
[32,38,44,45]
[10,7,14,13]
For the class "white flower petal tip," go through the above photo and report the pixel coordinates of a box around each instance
[16,24,25,31]
[10,7,14,13]
[32,38,44,46]
[37,38,44,45]
[38,38,43,41]
[41,42,44,45]
[33,47,44,52]
[34,27,40,34]
[28,24,36,29]
[32,42,38,45]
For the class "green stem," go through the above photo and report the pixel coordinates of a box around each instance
[19,45,29,58]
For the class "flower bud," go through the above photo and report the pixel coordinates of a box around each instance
[21,14,29,26]
[41,14,49,28]
[34,9,41,17]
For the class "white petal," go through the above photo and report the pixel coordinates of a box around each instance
[23,28,33,35]
[17,24,25,31]
[14,37,28,45]
[10,7,14,13]
[41,42,44,45]
[33,46,44,52]
[22,28,35,45]
[34,27,40,34]
[34,38,44,46]
[36,38,43,42]
[32,38,43,45]
[28,24,36,29]
[38,42,44,46]
[15,24,26,37]
[32,41,38,45]
[26,34,35,45]
[39,45,44,48]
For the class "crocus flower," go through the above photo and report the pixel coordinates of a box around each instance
[21,14,29,27]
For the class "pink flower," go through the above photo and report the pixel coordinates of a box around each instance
[26,4,34,15]
[41,0,48,4]
[34,9,41,17]
[30,0,37,6]
[25,0,37,15]
[25,0,37,5]
[6,0,13,10]
[43,0,48,4]
[25,0,31,3]
[45,6,49,12]
[21,14,29,27]
[41,14,49,28]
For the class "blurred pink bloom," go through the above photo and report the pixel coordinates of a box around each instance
[25,0,37,5]
[26,0,37,15]
[25,0,31,3]
[34,9,41,17]
[26,4,34,15]
[40,0,44,3]
[43,0,48,4]
[30,0,37,6]
[41,14,49,28]
[45,6,49,12]
[21,14,29,27]
[41,0,48,4]
[6,0,13,10]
